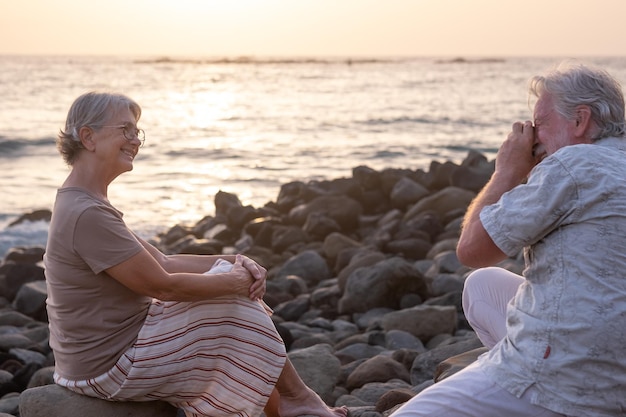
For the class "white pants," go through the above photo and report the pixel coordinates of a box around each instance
[462,266,523,349]
[390,267,566,417]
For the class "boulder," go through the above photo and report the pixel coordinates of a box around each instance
[346,355,410,389]
[288,195,363,231]
[3,247,45,265]
[409,336,484,385]
[303,212,341,240]
[338,257,428,314]
[434,347,488,382]
[13,281,47,321]
[404,186,475,222]
[336,249,386,291]
[8,210,51,227]
[19,384,179,417]
[289,344,341,404]
[274,249,331,286]
[389,177,429,209]
[0,264,45,302]
[322,233,363,270]
[379,305,457,342]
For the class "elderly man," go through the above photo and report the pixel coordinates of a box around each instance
[392,62,626,417]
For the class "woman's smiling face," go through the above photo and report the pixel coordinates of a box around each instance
[92,106,141,173]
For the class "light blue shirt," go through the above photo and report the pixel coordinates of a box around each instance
[479,137,626,417]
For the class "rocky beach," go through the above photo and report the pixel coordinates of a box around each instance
[0,150,525,417]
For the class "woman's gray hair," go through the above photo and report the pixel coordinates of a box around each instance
[58,91,142,165]
[529,62,626,140]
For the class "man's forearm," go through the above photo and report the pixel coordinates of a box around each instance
[456,173,516,267]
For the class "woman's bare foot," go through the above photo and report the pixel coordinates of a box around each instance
[268,358,349,417]
[277,385,348,417]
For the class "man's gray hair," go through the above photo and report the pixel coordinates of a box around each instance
[529,62,625,140]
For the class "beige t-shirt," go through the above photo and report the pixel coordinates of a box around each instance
[44,187,151,380]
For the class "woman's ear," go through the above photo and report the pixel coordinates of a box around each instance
[78,126,96,151]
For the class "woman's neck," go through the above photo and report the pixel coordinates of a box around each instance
[62,165,110,202]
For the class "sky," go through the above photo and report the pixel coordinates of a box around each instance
[2,0,626,57]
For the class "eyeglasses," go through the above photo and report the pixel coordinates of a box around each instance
[96,123,146,147]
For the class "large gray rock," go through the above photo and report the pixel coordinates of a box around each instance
[275,249,331,286]
[338,257,428,314]
[289,344,341,404]
[434,347,488,382]
[450,152,494,192]
[271,225,308,253]
[3,246,46,264]
[322,233,363,266]
[273,294,311,322]
[384,330,426,352]
[335,343,387,365]
[0,333,35,351]
[19,384,179,417]
[26,366,55,388]
[346,355,410,389]
[302,212,341,240]
[13,281,47,320]
[379,305,457,342]
[390,177,429,209]
[349,380,411,406]
[404,186,475,222]
[288,195,363,232]
[0,264,45,301]
[409,336,484,385]
[336,249,386,291]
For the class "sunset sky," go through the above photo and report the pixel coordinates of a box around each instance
[2,0,626,57]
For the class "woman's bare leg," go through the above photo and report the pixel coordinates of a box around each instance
[266,358,348,417]
[264,389,281,417]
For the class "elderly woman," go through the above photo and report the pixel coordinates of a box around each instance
[44,91,348,417]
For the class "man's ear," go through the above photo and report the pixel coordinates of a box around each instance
[574,105,593,138]
[78,126,96,151]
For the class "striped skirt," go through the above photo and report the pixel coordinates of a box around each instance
[54,295,287,417]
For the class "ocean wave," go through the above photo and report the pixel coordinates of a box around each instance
[163,148,241,159]
[369,150,407,159]
[356,116,492,127]
[357,116,434,126]
[443,144,500,154]
[0,218,49,259]
[0,136,56,156]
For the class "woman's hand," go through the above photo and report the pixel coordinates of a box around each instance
[237,254,267,300]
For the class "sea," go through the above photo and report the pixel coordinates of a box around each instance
[2,55,626,258]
